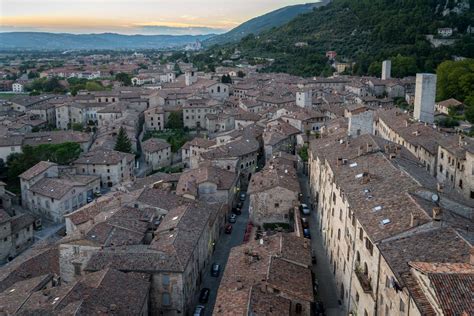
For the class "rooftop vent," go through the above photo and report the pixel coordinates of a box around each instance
[380,219,390,225]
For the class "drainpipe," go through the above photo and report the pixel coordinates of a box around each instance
[374,250,382,316]
[346,207,357,314]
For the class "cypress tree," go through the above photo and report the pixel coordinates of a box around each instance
[114,126,133,153]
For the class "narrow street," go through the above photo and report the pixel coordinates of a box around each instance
[298,172,345,316]
[192,194,250,316]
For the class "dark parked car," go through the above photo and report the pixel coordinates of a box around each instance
[199,288,210,304]
[301,217,309,229]
[313,301,325,316]
[225,224,233,234]
[229,214,237,223]
[239,192,246,201]
[303,228,311,239]
[211,263,221,277]
[193,305,205,316]
[232,207,242,215]
[300,203,310,215]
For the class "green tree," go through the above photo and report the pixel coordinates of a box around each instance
[221,74,232,84]
[85,81,105,91]
[115,72,132,86]
[464,95,474,124]
[237,70,246,78]
[436,59,474,101]
[5,143,82,192]
[114,127,133,153]
[165,111,184,129]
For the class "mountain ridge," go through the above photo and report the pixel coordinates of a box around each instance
[0,32,215,50]
[203,1,330,46]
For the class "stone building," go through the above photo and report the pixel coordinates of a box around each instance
[176,165,239,207]
[144,106,165,132]
[0,268,150,315]
[308,133,472,316]
[20,161,100,222]
[248,157,300,226]
[181,137,216,169]
[0,209,34,264]
[437,136,474,200]
[142,138,172,170]
[214,233,314,316]
[183,97,220,130]
[414,73,436,124]
[74,149,135,188]
[74,191,226,316]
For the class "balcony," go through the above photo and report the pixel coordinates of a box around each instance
[355,267,372,293]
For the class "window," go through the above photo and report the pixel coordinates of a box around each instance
[73,263,82,276]
[459,180,463,189]
[162,275,170,287]
[337,229,341,240]
[339,209,343,220]
[162,293,171,306]
[73,246,80,255]
[359,228,363,240]
[295,303,302,314]
[365,238,374,255]
[400,299,405,312]
[275,203,279,208]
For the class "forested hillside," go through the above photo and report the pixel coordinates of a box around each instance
[218,0,474,77]
[204,1,329,45]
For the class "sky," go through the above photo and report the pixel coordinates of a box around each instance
[0,0,311,35]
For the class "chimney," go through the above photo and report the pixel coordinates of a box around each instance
[410,213,419,227]
[432,207,442,221]
[405,120,409,127]
[358,146,364,156]
[367,143,373,153]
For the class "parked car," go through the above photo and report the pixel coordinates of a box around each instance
[313,301,325,316]
[300,203,310,215]
[225,224,233,234]
[239,192,246,201]
[193,305,205,316]
[303,228,311,239]
[232,207,242,215]
[199,288,210,304]
[229,214,237,223]
[301,217,309,229]
[211,263,221,277]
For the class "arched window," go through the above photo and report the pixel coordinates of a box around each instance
[295,303,302,314]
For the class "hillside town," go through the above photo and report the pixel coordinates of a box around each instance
[0,50,472,316]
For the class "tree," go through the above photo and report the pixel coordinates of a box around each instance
[85,81,105,91]
[464,95,474,124]
[115,72,132,86]
[221,74,232,84]
[5,143,82,192]
[436,59,474,101]
[165,111,184,129]
[237,70,246,78]
[114,127,133,153]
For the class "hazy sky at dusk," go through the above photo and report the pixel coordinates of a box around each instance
[0,0,313,34]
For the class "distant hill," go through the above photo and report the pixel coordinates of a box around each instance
[0,32,215,50]
[221,0,473,77]
[204,1,330,46]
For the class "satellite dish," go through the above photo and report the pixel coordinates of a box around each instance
[431,194,439,203]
